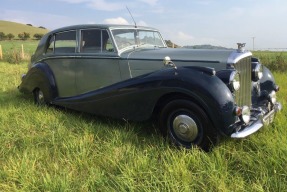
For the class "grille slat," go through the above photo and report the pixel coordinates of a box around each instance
[234,56,252,107]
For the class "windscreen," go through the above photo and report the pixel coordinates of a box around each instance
[111,29,166,51]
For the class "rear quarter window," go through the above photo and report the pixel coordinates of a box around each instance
[46,30,77,54]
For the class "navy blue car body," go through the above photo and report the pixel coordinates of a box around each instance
[19,24,281,150]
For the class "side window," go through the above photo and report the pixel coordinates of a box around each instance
[103,30,114,52]
[54,31,76,53]
[46,35,55,54]
[81,29,114,53]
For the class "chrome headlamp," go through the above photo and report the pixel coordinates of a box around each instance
[252,63,263,82]
[230,71,240,91]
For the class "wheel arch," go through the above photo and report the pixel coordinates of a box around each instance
[19,62,58,102]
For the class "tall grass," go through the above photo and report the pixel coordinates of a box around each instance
[253,51,287,72]
[0,62,286,191]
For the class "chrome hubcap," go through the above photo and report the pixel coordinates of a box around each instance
[173,115,198,142]
[37,90,44,104]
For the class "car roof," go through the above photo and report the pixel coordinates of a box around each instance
[48,24,159,34]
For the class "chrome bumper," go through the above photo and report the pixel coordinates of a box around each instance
[231,102,282,138]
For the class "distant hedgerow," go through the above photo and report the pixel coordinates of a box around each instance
[18,32,30,40]
[33,33,44,40]
[253,51,287,73]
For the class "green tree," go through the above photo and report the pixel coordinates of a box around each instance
[18,33,24,40]
[33,33,44,40]
[18,32,30,40]
[6,33,15,40]
[23,32,30,40]
[39,26,46,29]
[0,32,6,40]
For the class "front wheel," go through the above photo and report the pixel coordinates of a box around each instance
[159,99,217,151]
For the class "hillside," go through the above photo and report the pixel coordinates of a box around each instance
[0,20,49,37]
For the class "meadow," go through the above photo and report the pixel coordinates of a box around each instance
[0,41,287,191]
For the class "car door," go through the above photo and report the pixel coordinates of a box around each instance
[44,30,77,97]
[75,29,121,94]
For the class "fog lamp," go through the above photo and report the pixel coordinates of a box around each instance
[269,90,276,104]
[241,106,251,124]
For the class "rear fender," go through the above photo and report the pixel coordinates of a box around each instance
[19,63,58,100]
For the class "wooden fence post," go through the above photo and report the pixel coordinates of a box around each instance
[0,45,2,60]
[21,44,25,59]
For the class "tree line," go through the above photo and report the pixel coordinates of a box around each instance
[0,32,44,41]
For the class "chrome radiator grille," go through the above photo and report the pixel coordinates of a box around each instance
[234,56,252,107]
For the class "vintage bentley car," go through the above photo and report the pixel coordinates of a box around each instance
[19,24,282,151]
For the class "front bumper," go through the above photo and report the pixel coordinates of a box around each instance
[231,102,282,138]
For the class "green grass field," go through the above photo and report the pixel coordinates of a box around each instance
[0,61,286,191]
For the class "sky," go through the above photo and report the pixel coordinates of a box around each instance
[1,0,286,50]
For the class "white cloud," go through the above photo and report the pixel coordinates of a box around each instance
[103,17,129,24]
[87,0,124,11]
[58,0,124,11]
[139,0,158,6]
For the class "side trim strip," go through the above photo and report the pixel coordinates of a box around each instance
[125,58,220,63]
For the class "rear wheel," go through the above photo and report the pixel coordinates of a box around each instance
[159,99,217,151]
[34,88,46,105]
[33,85,52,106]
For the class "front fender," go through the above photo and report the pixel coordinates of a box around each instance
[250,65,279,107]
[260,66,277,92]
[171,67,236,135]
